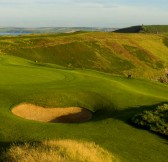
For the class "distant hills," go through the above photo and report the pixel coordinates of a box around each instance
[0,27,117,35]
[115,25,168,33]
[1,25,168,35]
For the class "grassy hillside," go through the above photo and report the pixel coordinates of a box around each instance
[142,25,168,33]
[115,25,168,34]
[0,55,168,161]
[1,32,168,161]
[115,26,142,33]
[0,32,168,80]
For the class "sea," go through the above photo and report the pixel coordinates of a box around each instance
[0,32,31,36]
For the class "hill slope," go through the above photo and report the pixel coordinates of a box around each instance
[0,32,168,80]
[115,25,168,33]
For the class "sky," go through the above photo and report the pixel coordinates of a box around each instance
[0,0,167,28]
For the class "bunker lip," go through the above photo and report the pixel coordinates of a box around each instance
[11,103,92,123]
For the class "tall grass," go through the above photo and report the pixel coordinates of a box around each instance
[1,139,119,162]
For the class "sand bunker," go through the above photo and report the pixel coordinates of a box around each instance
[12,103,92,123]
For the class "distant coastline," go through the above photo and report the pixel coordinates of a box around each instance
[0,27,118,36]
[0,32,30,36]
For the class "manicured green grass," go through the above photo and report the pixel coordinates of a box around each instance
[0,55,168,161]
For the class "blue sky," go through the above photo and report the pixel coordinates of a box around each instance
[0,0,167,27]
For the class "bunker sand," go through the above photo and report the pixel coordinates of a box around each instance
[12,103,92,123]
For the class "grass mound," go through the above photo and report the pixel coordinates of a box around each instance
[1,139,118,162]
[12,103,92,123]
[132,104,168,137]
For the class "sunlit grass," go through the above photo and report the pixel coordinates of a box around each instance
[0,32,168,161]
[1,139,119,162]
[1,32,168,79]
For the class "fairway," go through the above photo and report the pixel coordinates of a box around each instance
[0,53,168,162]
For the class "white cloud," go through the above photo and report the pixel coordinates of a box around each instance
[0,0,167,27]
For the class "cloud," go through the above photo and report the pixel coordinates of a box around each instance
[0,0,34,5]
[0,0,165,9]
[0,0,167,27]
[71,1,119,8]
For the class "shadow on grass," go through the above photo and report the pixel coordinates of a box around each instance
[92,102,168,140]
[93,102,168,122]
[0,141,41,162]
[0,141,11,153]
[50,108,92,123]
[0,140,41,156]
[1,102,168,154]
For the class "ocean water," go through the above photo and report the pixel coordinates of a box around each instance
[0,32,30,36]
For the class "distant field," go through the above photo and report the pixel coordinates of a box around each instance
[0,32,168,161]
[0,27,116,35]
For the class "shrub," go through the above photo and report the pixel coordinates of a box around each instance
[132,104,168,137]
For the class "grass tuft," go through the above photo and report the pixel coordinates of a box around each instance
[1,139,119,162]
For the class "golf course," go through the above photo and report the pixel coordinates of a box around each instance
[0,31,168,161]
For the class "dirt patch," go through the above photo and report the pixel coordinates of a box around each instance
[11,103,92,123]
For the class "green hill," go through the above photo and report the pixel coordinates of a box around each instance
[142,25,168,33]
[0,32,168,80]
[115,26,142,33]
[115,25,168,34]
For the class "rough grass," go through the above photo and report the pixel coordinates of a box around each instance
[142,25,168,33]
[163,37,168,48]
[123,45,164,69]
[0,32,168,79]
[1,139,118,162]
